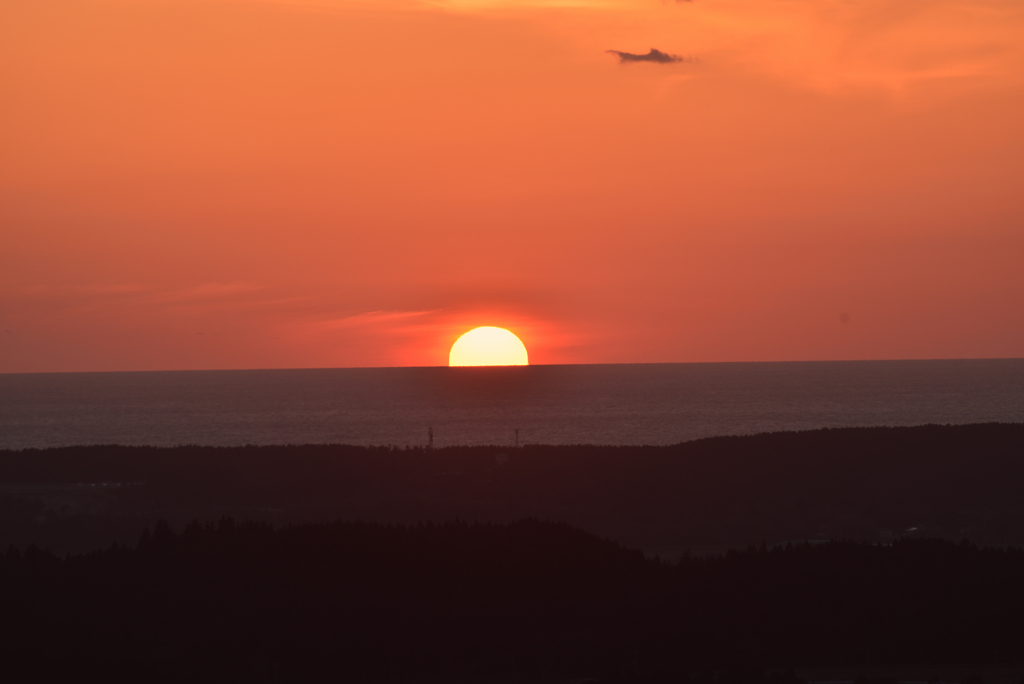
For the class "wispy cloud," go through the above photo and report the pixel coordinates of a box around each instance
[426,0,628,10]
[606,48,691,64]
[158,282,264,302]
[314,310,437,331]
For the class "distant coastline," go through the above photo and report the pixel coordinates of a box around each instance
[2,359,1022,449]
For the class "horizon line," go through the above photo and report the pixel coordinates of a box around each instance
[3,356,1023,376]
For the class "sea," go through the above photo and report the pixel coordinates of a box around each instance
[1,359,1022,450]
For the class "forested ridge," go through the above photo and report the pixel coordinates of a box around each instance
[2,519,1023,682]
[0,423,1022,552]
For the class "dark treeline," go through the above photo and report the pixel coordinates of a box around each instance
[0,423,1022,552]
[2,519,1023,682]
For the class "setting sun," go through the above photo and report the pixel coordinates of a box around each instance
[449,327,529,367]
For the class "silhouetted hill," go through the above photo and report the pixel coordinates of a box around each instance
[1,520,1022,682]
[0,423,1022,552]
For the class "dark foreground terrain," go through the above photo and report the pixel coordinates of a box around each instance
[2,519,1023,682]
[3,424,1024,682]
[0,423,1022,553]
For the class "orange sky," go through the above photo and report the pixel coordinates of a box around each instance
[2,0,1022,371]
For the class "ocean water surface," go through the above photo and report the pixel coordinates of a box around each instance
[1,360,1022,449]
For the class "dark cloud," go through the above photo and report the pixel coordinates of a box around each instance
[606,48,690,64]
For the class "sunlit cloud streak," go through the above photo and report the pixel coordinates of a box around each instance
[422,0,628,10]
[314,310,437,330]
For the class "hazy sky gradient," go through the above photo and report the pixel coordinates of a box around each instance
[2,0,1022,371]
